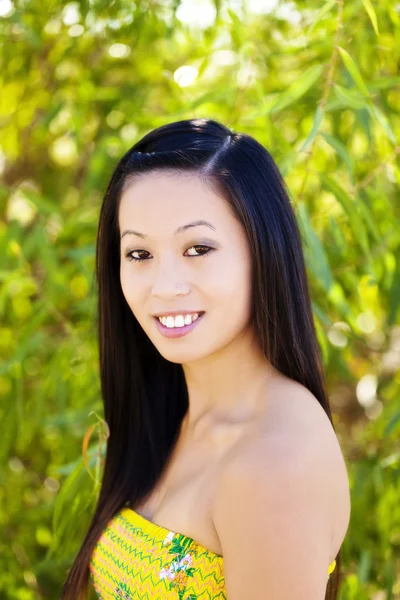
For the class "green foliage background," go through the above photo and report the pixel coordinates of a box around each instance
[1,0,399,598]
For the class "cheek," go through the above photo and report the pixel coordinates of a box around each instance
[209,253,252,313]
[120,267,141,310]
[213,248,251,290]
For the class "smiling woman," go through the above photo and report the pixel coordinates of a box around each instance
[60,118,350,600]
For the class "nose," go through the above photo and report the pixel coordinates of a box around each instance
[151,259,189,298]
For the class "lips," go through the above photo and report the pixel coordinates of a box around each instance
[153,311,205,339]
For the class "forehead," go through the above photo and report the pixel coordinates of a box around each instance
[118,171,232,227]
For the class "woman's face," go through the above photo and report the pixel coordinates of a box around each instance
[118,171,253,364]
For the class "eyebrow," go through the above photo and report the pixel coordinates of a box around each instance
[120,220,216,240]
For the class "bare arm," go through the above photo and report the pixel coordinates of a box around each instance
[212,432,336,599]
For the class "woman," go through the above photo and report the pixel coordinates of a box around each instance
[61,118,351,599]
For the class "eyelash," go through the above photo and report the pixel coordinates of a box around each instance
[125,245,214,263]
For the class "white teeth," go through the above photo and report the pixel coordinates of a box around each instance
[158,313,200,328]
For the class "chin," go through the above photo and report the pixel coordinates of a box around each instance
[156,345,211,365]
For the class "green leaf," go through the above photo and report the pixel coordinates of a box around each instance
[328,214,349,258]
[270,64,324,114]
[321,132,355,183]
[333,84,368,110]
[50,457,97,559]
[54,446,99,476]
[299,105,324,152]
[388,254,400,326]
[337,46,370,98]
[312,301,333,328]
[355,107,373,144]
[228,8,243,46]
[320,174,371,260]
[367,104,398,145]
[297,201,333,293]
[314,309,330,365]
[362,0,379,35]
[52,459,86,536]
[279,150,299,177]
[384,410,400,436]
[369,76,400,91]
[356,190,381,243]
[306,0,337,36]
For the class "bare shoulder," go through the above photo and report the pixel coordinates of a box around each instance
[212,378,351,599]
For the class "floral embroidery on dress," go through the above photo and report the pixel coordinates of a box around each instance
[114,581,131,599]
[159,532,199,599]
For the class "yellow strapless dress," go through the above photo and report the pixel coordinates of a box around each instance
[89,506,336,599]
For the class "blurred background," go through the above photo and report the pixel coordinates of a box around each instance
[1,0,399,598]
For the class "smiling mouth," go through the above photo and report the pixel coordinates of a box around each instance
[154,311,205,326]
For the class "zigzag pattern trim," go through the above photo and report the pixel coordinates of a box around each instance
[89,509,226,599]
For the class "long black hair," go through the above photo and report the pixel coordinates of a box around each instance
[61,117,341,599]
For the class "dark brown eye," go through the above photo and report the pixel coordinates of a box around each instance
[126,250,149,262]
[186,245,213,257]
